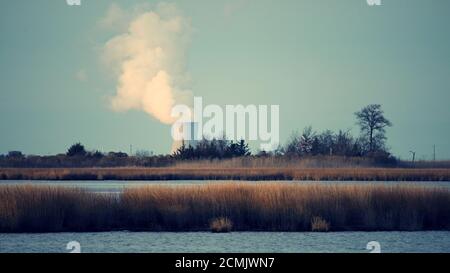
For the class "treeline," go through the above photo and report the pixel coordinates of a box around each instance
[0,104,399,168]
[173,139,251,160]
[173,128,392,160]
[279,127,395,164]
[0,140,252,168]
[172,104,395,164]
[0,147,174,168]
[0,135,394,168]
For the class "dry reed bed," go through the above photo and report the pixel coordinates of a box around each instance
[0,183,449,233]
[1,167,450,181]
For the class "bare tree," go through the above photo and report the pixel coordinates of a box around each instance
[355,104,392,153]
[299,126,315,155]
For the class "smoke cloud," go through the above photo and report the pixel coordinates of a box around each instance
[101,3,193,124]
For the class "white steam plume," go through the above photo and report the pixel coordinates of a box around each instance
[102,3,193,124]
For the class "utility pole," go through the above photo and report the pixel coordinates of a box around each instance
[433,145,436,161]
[409,151,416,163]
[130,144,133,156]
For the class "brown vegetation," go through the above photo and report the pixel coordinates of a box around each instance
[0,167,449,181]
[311,216,330,232]
[0,183,449,233]
[210,217,233,233]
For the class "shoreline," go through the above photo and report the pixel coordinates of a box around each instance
[1,167,450,181]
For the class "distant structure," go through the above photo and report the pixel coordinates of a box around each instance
[182,121,201,147]
[409,151,416,163]
[171,122,201,153]
[433,145,436,161]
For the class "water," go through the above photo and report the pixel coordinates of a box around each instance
[1,180,449,194]
[1,180,449,253]
[0,231,449,253]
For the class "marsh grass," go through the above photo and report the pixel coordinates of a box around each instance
[1,167,449,181]
[311,216,330,232]
[0,185,119,232]
[0,183,449,233]
[210,217,233,233]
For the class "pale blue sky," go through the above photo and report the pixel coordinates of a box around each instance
[0,0,449,159]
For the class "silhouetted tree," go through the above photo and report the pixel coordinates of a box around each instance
[236,139,251,156]
[299,126,315,155]
[355,104,392,153]
[284,127,367,157]
[316,130,335,155]
[173,138,251,159]
[66,143,87,157]
[284,132,301,156]
[108,152,128,158]
[89,150,104,159]
[273,145,285,156]
[135,150,153,158]
[7,151,24,158]
[333,130,354,156]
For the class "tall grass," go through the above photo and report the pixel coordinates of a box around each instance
[210,217,233,233]
[0,185,119,232]
[1,167,449,181]
[173,156,379,169]
[311,217,330,232]
[398,160,450,169]
[0,183,449,233]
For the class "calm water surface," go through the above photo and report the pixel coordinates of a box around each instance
[1,180,449,193]
[0,231,449,253]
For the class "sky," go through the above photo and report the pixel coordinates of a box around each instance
[0,0,449,160]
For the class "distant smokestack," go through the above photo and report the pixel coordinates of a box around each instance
[185,121,200,147]
[171,121,200,153]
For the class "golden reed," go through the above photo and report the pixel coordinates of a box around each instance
[1,167,449,181]
[0,183,449,232]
